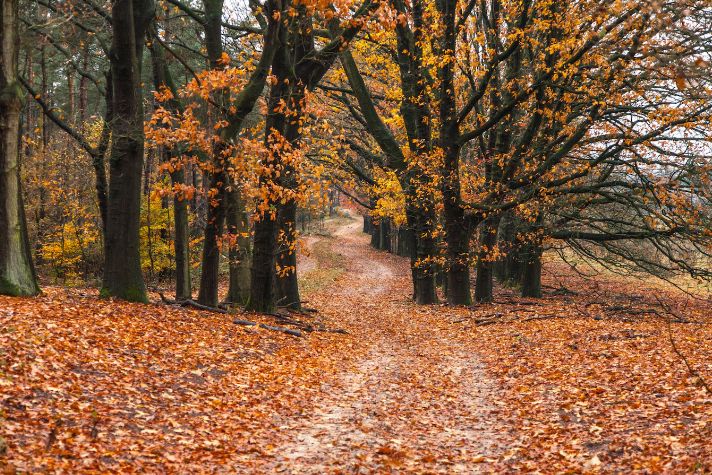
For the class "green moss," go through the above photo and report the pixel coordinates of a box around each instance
[122,286,148,303]
[99,286,148,303]
[0,276,39,297]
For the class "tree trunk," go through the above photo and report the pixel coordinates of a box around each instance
[397,225,412,257]
[363,214,372,234]
[0,0,39,296]
[521,238,543,298]
[79,41,89,124]
[93,71,111,235]
[196,0,227,307]
[172,167,192,300]
[435,0,472,306]
[379,217,392,252]
[496,211,523,286]
[247,22,289,313]
[148,26,191,301]
[443,189,472,305]
[474,215,501,303]
[248,211,278,312]
[275,200,300,309]
[67,68,75,123]
[226,186,251,305]
[370,220,380,248]
[412,206,438,304]
[196,161,227,307]
[101,0,152,302]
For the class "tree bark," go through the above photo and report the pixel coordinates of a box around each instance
[474,215,501,303]
[411,204,438,304]
[196,146,228,306]
[436,0,473,306]
[495,211,524,285]
[521,218,543,298]
[250,1,372,312]
[0,0,39,296]
[363,214,372,234]
[275,200,300,308]
[101,0,153,302]
[148,25,192,301]
[196,0,227,307]
[247,16,289,313]
[379,217,392,252]
[79,40,89,124]
[397,225,412,257]
[521,241,542,298]
[226,186,251,305]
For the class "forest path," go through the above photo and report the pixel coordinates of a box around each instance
[262,212,506,473]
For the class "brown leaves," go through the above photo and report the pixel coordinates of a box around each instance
[1,217,710,472]
[464,263,711,472]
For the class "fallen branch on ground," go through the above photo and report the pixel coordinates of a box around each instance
[153,289,229,314]
[654,297,711,395]
[233,319,303,337]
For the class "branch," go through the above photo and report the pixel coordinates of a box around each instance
[19,76,99,160]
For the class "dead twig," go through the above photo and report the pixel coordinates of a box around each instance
[233,319,303,337]
[654,297,711,395]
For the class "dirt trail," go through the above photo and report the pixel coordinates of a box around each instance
[264,213,505,473]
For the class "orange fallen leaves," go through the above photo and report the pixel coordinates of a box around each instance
[1,220,710,473]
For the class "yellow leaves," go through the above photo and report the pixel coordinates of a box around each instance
[218,51,231,66]
[370,169,406,225]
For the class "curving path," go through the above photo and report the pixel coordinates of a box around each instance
[259,212,506,473]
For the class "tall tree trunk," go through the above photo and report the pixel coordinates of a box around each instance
[247,20,289,313]
[196,155,227,306]
[172,167,192,300]
[496,211,523,285]
[79,41,89,124]
[363,214,372,234]
[275,200,300,308]
[412,206,438,304]
[397,225,412,257]
[521,218,543,298]
[379,217,392,252]
[225,186,251,305]
[67,68,75,123]
[370,219,380,248]
[474,215,501,303]
[250,0,368,312]
[148,26,192,300]
[93,71,111,236]
[184,0,282,312]
[196,0,227,307]
[436,0,472,305]
[0,0,40,296]
[521,242,542,298]
[101,0,152,302]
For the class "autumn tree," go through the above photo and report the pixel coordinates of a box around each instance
[0,0,39,296]
[247,0,380,312]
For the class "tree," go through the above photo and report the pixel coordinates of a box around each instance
[101,0,154,302]
[148,23,192,301]
[194,0,282,308]
[248,0,380,312]
[0,0,39,296]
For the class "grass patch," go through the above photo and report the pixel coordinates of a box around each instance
[299,238,347,296]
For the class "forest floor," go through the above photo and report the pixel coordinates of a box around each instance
[1,212,710,473]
